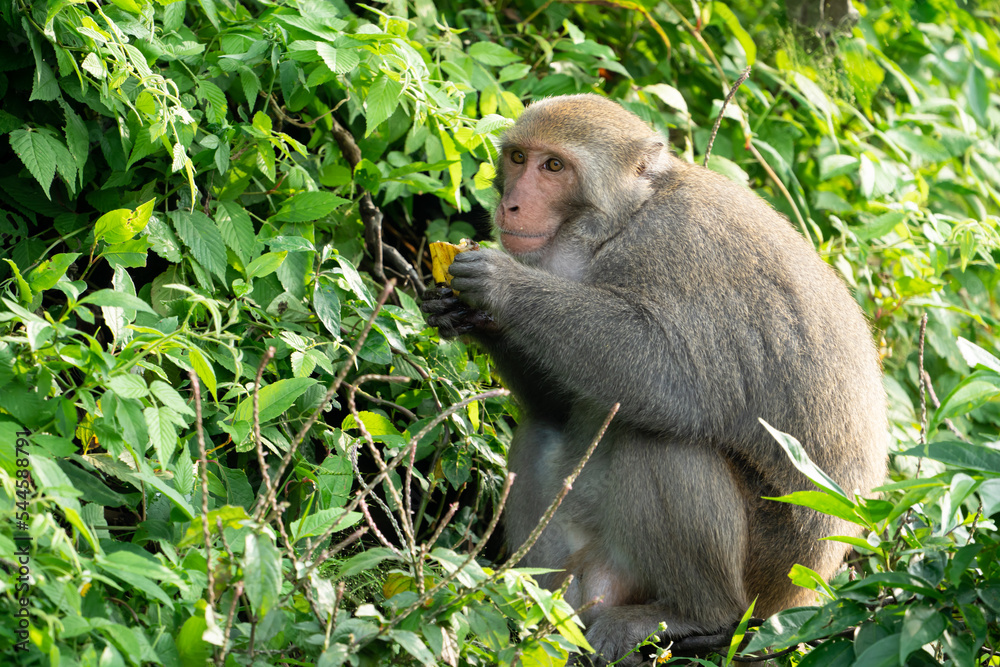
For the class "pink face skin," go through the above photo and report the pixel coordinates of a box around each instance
[495,146,577,255]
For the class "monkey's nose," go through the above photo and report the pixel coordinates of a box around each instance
[507,205,519,213]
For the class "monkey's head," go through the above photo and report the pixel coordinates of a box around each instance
[494,94,670,258]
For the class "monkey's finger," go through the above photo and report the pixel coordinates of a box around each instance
[422,286,455,300]
[446,249,489,276]
[420,296,464,314]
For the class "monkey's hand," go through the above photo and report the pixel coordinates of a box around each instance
[421,286,498,338]
[447,248,520,312]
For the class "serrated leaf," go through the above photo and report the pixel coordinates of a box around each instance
[10,129,56,198]
[82,52,107,79]
[365,73,403,136]
[197,80,227,124]
[215,201,255,264]
[272,191,350,222]
[108,373,148,399]
[316,43,360,74]
[145,406,178,465]
[170,210,228,281]
[474,114,512,136]
[151,380,195,417]
[241,68,261,111]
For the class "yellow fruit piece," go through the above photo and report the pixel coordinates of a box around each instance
[429,239,477,286]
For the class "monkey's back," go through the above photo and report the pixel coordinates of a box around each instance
[591,158,887,601]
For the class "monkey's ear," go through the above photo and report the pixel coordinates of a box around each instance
[635,139,669,178]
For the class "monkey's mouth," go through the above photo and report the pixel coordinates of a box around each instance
[497,227,549,240]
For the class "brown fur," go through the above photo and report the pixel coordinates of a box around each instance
[422,94,888,665]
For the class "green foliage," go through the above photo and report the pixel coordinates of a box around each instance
[0,0,999,664]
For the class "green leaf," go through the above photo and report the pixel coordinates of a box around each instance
[134,469,196,519]
[342,411,400,437]
[885,129,950,164]
[145,406,178,465]
[338,547,399,578]
[933,374,1000,425]
[272,191,350,222]
[390,630,436,667]
[854,211,905,242]
[766,490,860,524]
[95,200,154,244]
[10,129,56,198]
[902,440,1000,474]
[726,599,756,666]
[147,383,193,420]
[316,43,360,74]
[760,420,847,497]
[215,201,254,265]
[365,73,403,136]
[290,508,361,540]
[795,638,853,667]
[81,290,157,315]
[244,533,282,617]
[854,635,900,667]
[107,373,149,399]
[232,377,318,424]
[742,607,818,652]
[188,346,218,401]
[468,42,521,66]
[170,210,229,281]
[467,603,509,651]
[710,3,756,65]
[197,80,227,124]
[313,276,341,337]
[966,64,988,126]
[956,337,1000,374]
[245,251,287,281]
[26,253,79,292]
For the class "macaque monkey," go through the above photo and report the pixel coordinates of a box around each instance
[421,95,887,665]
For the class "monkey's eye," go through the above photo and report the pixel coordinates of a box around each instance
[510,150,526,164]
[545,158,564,172]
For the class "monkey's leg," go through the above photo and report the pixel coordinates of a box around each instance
[504,419,576,591]
[579,440,750,666]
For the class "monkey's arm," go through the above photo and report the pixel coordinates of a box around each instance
[449,249,732,435]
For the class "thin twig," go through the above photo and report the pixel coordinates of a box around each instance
[704,66,752,166]
[380,471,516,636]
[189,372,215,608]
[918,313,928,446]
[253,347,277,501]
[254,280,397,522]
[921,370,966,440]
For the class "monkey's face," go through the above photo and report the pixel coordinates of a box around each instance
[495,145,578,256]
